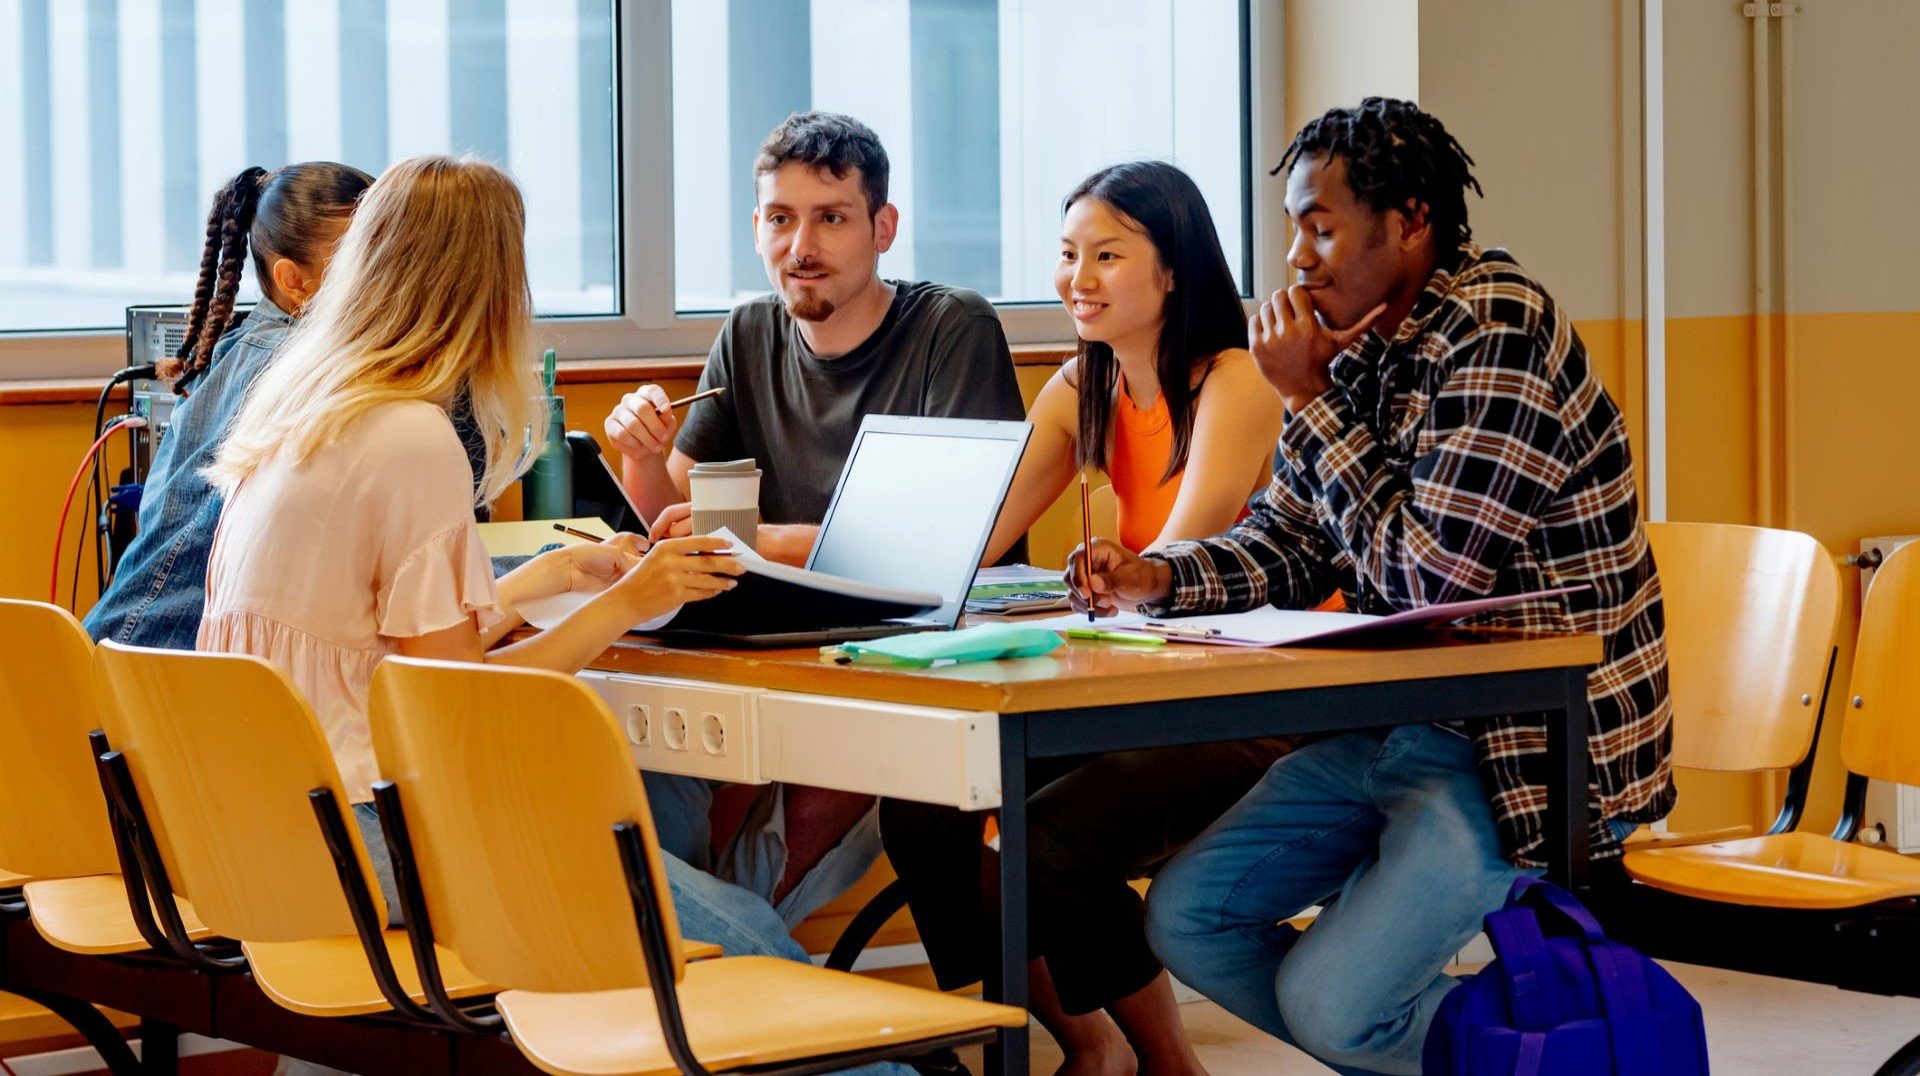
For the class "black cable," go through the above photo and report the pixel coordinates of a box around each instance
[91,363,157,595]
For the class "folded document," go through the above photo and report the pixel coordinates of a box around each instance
[1017,585,1589,648]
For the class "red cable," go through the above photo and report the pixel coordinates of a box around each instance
[50,417,142,607]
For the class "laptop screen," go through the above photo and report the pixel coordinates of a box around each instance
[807,416,1031,626]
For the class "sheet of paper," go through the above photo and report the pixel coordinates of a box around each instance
[512,589,679,633]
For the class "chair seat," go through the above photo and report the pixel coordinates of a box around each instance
[1622,823,1754,850]
[242,932,721,1019]
[24,873,211,954]
[244,929,495,1018]
[495,955,1027,1076]
[0,867,28,887]
[1624,831,1920,909]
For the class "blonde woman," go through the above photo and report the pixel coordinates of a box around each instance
[195,161,874,1046]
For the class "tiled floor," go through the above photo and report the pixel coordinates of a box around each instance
[960,961,1920,1075]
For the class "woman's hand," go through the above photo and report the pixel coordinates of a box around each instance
[614,535,746,622]
[522,533,649,602]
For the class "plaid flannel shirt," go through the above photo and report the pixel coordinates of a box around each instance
[1144,243,1674,867]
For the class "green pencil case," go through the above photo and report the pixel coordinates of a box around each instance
[825,623,1064,668]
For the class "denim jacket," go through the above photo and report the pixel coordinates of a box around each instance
[84,301,295,648]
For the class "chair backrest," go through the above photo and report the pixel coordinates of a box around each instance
[1842,541,1920,785]
[367,657,683,994]
[0,600,119,879]
[1647,522,1840,772]
[91,641,383,940]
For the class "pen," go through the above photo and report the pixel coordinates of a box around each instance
[551,522,603,543]
[659,386,726,412]
[1078,467,1095,624]
[1064,627,1166,646]
[1142,623,1222,639]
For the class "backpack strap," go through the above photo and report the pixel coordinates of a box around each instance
[1509,875,1607,942]
[1483,903,1561,1029]
[1511,877,1664,1074]
[1587,940,1662,1073]
[1513,1031,1548,1076]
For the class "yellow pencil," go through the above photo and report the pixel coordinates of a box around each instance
[1078,467,1095,624]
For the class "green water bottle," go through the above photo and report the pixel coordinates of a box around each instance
[521,349,573,520]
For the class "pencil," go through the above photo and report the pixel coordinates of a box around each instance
[551,522,604,543]
[1078,467,1095,623]
[660,386,726,412]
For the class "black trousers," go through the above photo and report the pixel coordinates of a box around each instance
[878,737,1292,1015]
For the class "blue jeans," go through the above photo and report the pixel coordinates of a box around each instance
[1144,726,1530,1076]
[351,804,909,1076]
[645,772,883,929]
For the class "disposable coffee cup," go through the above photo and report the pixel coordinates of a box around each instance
[689,459,761,553]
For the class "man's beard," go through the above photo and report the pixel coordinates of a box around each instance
[786,292,837,322]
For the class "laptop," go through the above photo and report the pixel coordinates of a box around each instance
[653,414,1032,648]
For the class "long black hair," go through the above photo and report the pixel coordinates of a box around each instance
[1066,161,1248,483]
[163,162,372,387]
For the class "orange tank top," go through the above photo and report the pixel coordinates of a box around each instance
[1107,384,1251,553]
[1105,382,1340,611]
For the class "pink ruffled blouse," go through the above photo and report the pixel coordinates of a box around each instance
[198,400,502,801]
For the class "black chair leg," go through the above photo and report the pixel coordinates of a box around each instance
[1877,1032,1920,1076]
[137,1018,180,1076]
[2,986,143,1076]
[824,878,911,972]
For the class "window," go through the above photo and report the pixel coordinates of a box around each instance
[670,0,1248,312]
[0,0,618,334]
[0,0,1261,372]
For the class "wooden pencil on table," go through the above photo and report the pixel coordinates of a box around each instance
[1079,467,1095,624]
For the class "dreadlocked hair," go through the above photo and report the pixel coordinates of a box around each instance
[1273,97,1484,253]
[161,162,373,390]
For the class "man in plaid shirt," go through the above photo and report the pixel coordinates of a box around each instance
[1068,99,1673,1074]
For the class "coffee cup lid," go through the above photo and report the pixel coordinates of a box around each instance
[690,458,759,474]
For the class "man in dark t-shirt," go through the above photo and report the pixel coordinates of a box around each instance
[608,111,1024,567]
[603,111,1024,928]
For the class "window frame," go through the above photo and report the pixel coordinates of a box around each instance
[0,0,1287,382]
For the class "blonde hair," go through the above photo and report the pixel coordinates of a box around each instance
[208,155,541,505]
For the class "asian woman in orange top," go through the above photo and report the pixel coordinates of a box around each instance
[882,162,1291,1076]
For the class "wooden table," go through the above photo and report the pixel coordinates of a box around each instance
[587,624,1603,1076]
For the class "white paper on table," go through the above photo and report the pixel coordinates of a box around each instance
[1009,584,1588,648]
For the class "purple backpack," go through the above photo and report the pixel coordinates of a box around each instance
[1423,876,1709,1075]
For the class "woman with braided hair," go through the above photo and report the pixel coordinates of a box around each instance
[85,162,372,649]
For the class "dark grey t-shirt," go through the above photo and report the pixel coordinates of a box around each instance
[675,279,1025,525]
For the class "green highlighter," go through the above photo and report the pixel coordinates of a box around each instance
[1064,627,1166,646]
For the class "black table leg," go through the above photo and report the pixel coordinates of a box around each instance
[987,714,1030,1076]
[138,1018,179,1075]
[1544,666,1592,888]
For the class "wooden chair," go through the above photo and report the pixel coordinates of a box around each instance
[1624,522,1842,849]
[0,599,210,955]
[1591,540,1920,1076]
[366,656,1026,1076]
[1623,537,1920,907]
[89,640,495,1022]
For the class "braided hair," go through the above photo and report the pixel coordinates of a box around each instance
[1273,97,1484,253]
[161,162,373,389]
[163,167,265,385]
